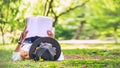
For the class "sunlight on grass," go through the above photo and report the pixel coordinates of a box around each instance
[0,44,16,50]
[61,43,120,50]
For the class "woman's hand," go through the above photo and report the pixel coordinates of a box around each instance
[47,30,53,38]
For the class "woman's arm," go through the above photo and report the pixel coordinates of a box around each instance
[14,27,28,52]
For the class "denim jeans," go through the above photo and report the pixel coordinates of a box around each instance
[24,36,40,43]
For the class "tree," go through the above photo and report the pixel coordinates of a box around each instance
[0,0,11,45]
[0,0,22,44]
[22,0,89,27]
[86,0,120,43]
[18,0,89,40]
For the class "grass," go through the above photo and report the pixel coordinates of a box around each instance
[61,43,120,49]
[0,43,120,68]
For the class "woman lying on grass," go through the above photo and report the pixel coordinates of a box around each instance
[12,27,53,61]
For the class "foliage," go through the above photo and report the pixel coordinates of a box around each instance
[0,0,120,43]
[0,0,24,44]
[85,0,120,41]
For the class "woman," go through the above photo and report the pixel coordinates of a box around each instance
[12,27,54,61]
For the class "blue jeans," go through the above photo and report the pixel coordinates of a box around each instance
[24,36,40,43]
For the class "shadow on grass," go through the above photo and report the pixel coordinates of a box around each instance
[0,49,26,68]
[62,49,120,60]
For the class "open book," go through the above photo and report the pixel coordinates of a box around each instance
[26,16,54,38]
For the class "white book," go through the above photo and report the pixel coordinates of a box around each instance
[26,16,54,38]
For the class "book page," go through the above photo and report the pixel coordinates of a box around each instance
[26,16,53,38]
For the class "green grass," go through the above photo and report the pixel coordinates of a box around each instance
[0,44,120,68]
[61,43,120,49]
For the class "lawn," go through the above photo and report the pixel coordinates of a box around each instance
[0,43,120,68]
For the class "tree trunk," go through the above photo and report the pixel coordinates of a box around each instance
[113,26,118,44]
[53,16,58,27]
[11,31,16,43]
[72,20,86,39]
[0,27,5,45]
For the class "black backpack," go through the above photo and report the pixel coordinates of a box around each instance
[29,37,61,61]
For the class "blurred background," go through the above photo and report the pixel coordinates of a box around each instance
[0,0,120,45]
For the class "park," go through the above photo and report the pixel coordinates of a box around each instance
[0,0,120,68]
